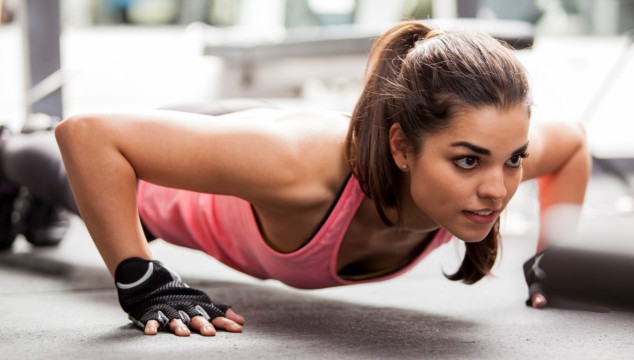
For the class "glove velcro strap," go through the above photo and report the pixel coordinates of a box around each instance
[115,258,228,329]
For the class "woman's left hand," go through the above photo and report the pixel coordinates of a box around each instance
[530,293,548,309]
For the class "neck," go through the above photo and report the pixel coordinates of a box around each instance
[374,191,437,235]
[387,177,439,233]
[385,201,439,233]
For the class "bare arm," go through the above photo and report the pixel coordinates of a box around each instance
[521,122,592,308]
[54,109,345,335]
[522,122,592,252]
[55,110,316,274]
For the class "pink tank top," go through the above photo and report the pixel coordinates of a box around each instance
[137,176,452,289]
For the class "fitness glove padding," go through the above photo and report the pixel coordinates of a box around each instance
[115,257,229,329]
[524,246,634,311]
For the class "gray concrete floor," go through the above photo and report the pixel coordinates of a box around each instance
[2,173,634,359]
[2,22,634,360]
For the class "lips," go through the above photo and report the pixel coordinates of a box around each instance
[463,209,499,225]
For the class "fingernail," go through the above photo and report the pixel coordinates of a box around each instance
[180,326,188,331]
[148,327,156,332]
[533,295,546,307]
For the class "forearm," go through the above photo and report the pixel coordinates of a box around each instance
[537,134,591,251]
[55,116,152,275]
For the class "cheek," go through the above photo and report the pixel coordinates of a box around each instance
[410,165,466,212]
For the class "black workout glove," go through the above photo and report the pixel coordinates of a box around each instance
[524,246,634,311]
[115,257,229,330]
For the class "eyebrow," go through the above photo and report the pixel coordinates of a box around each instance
[450,141,530,156]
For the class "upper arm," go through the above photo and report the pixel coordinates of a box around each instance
[71,109,340,205]
[522,122,587,182]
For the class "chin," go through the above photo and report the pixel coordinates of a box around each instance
[460,235,488,243]
[453,228,492,243]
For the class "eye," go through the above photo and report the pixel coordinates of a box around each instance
[506,152,529,168]
[454,156,479,170]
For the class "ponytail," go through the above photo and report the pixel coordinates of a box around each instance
[346,21,435,225]
[346,21,529,284]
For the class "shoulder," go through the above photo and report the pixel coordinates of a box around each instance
[274,109,353,204]
[223,108,350,166]
[219,108,353,207]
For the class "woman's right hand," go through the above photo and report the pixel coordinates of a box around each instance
[144,308,245,336]
[115,257,245,336]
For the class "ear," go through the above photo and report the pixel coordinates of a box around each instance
[389,123,411,169]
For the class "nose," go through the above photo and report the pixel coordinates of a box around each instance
[477,170,507,201]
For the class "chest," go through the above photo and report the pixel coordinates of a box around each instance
[254,197,433,278]
[336,201,435,277]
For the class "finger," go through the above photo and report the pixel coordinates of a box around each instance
[531,293,548,309]
[226,308,246,325]
[170,318,191,337]
[211,316,243,333]
[144,320,160,335]
[190,315,217,336]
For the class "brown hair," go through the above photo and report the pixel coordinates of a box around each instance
[346,21,530,284]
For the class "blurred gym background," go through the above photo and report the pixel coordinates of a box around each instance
[1,0,634,245]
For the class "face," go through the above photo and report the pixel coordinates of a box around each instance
[392,105,530,242]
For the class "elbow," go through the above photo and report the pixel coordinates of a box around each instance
[559,123,592,179]
[574,123,592,173]
[575,123,589,149]
[55,114,103,155]
[560,122,593,181]
[54,116,75,150]
[560,123,591,171]
[535,123,592,183]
